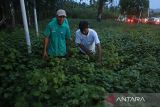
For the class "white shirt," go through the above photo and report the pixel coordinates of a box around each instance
[75,28,100,54]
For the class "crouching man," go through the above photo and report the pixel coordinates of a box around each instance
[75,21,102,64]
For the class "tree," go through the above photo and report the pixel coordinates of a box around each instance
[119,0,149,17]
[97,0,113,22]
[0,0,59,30]
[0,3,6,28]
[0,0,17,29]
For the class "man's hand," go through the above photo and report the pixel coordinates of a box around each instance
[79,44,92,55]
[43,37,49,60]
[67,48,73,57]
[43,51,48,60]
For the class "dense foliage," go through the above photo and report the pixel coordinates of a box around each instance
[0,0,120,30]
[0,0,89,29]
[0,19,160,107]
[119,0,149,16]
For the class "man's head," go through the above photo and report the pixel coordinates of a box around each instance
[56,9,66,25]
[79,21,89,35]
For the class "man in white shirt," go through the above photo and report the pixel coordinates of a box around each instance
[75,21,102,63]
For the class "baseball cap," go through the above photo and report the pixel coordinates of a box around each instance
[56,9,67,17]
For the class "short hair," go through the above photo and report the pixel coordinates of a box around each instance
[79,21,89,32]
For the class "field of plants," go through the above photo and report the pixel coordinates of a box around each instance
[0,19,160,107]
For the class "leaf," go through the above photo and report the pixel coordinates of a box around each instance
[32,91,41,97]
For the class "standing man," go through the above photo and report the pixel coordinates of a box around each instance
[75,21,102,64]
[43,9,71,59]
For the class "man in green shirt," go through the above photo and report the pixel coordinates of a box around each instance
[43,9,71,59]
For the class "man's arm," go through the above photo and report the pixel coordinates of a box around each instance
[78,44,91,55]
[43,37,49,59]
[96,43,102,63]
[43,22,51,59]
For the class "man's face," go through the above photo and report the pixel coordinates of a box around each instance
[56,16,65,25]
[81,28,89,35]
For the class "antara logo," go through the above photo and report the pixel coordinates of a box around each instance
[116,97,146,102]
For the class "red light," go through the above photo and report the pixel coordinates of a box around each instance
[131,20,133,23]
[127,19,134,23]
[144,19,147,22]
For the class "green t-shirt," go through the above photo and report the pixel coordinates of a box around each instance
[44,18,70,57]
